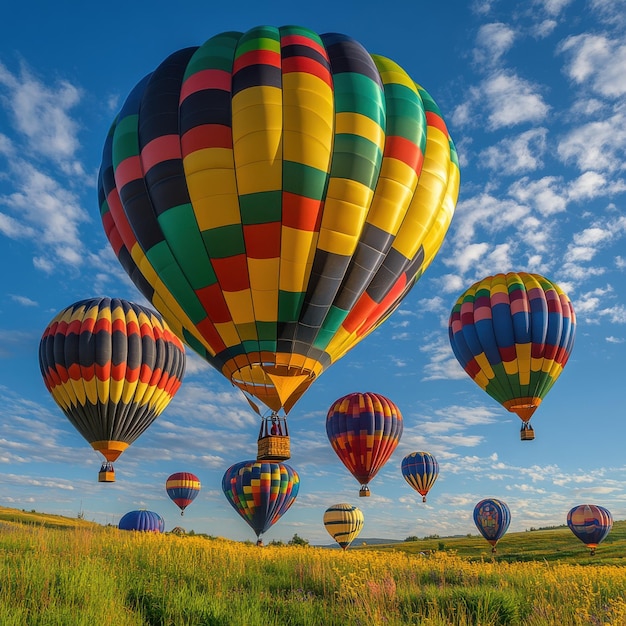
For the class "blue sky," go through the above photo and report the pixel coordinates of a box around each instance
[1,0,625,545]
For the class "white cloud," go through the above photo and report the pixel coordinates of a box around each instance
[0,61,84,172]
[559,34,626,98]
[482,71,550,129]
[508,176,568,216]
[1,161,88,269]
[534,0,574,16]
[557,111,626,173]
[9,294,37,307]
[474,23,516,65]
[606,336,624,343]
[479,128,548,174]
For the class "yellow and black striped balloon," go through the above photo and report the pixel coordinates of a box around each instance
[39,297,186,464]
[99,26,460,415]
[323,503,364,550]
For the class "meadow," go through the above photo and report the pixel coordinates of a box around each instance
[1,508,626,625]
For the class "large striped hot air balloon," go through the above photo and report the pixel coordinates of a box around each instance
[98,26,460,433]
[448,273,576,440]
[567,504,613,555]
[326,392,403,497]
[221,460,299,542]
[473,498,511,553]
[166,472,201,515]
[401,451,439,502]
[323,503,364,550]
[39,297,186,481]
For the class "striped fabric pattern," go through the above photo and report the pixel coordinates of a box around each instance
[323,503,364,550]
[448,272,576,423]
[166,472,201,513]
[326,392,403,493]
[98,26,460,416]
[39,297,186,462]
[567,504,613,551]
[401,451,439,502]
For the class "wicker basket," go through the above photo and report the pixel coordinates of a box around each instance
[520,426,535,441]
[257,435,291,461]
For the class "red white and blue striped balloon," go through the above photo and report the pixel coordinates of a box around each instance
[166,472,201,515]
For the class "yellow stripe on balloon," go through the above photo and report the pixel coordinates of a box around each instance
[232,86,283,195]
[282,72,333,170]
[392,122,451,260]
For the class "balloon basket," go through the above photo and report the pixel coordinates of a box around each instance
[520,424,535,441]
[98,469,115,483]
[359,486,370,497]
[257,435,291,461]
[257,415,291,460]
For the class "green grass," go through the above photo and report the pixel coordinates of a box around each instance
[356,519,626,565]
[1,507,626,625]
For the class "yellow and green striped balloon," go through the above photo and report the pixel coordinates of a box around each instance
[99,26,460,416]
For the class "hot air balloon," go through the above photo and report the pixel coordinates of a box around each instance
[98,25,460,455]
[222,460,299,543]
[326,392,403,497]
[473,498,510,553]
[323,503,364,550]
[448,273,576,440]
[401,451,439,502]
[166,472,201,515]
[119,510,165,532]
[567,504,613,556]
[39,297,186,482]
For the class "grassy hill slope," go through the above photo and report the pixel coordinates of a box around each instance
[355,520,626,565]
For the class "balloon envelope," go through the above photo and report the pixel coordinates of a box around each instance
[222,460,299,537]
[39,297,186,466]
[473,498,510,550]
[449,273,576,427]
[326,392,403,496]
[166,472,201,514]
[98,25,460,416]
[119,510,165,532]
[567,504,613,553]
[401,451,439,502]
[323,503,364,550]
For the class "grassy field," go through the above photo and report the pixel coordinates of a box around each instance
[1,507,625,625]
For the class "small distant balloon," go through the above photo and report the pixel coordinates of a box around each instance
[567,504,613,555]
[166,472,201,516]
[473,498,510,553]
[119,510,165,532]
[323,503,364,550]
[401,452,439,502]
[326,392,403,497]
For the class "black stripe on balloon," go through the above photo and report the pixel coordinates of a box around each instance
[367,246,424,303]
[334,224,393,311]
[298,251,352,327]
[144,159,192,216]
[179,89,232,135]
[231,64,282,96]
[320,34,382,87]
[281,43,331,71]
[119,179,165,251]
[138,47,198,144]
